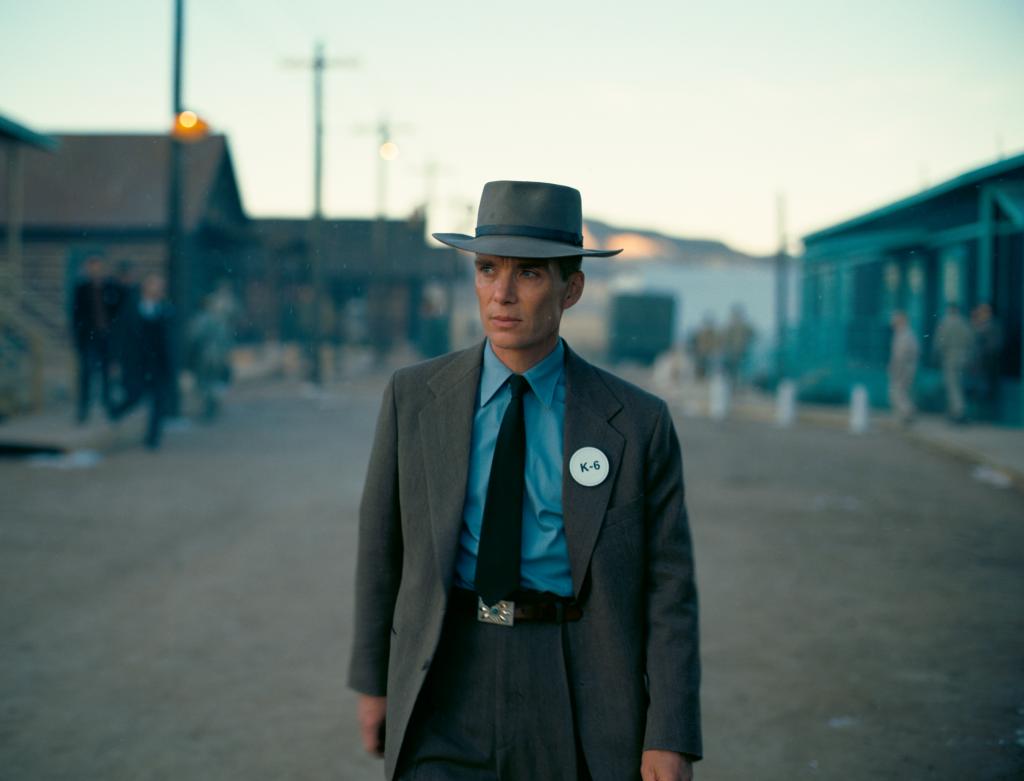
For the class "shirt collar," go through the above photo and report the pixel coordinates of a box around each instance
[479,339,565,410]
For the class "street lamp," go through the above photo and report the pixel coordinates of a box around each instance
[172,110,211,141]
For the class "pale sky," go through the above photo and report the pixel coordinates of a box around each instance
[3,0,1023,255]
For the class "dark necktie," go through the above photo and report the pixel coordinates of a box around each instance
[475,374,530,606]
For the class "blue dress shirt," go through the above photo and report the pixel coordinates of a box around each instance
[454,339,573,597]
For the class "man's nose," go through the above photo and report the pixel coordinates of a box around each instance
[492,271,517,303]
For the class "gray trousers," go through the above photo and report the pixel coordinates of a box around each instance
[942,359,966,418]
[888,370,916,423]
[396,600,589,781]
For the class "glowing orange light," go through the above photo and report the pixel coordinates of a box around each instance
[172,110,211,141]
[379,141,399,161]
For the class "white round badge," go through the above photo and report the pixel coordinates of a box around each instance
[569,446,609,487]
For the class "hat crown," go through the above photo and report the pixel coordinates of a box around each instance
[476,181,583,242]
[430,179,620,258]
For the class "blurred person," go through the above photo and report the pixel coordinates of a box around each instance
[970,302,1003,421]
[350,181,701,781]
[211,278,241,331]
[417,283,450,358]
[108,259,142,402]
[722,304,754,387]
[109,274,173,449]
[187,293,233,420]
[887,310,919,426]
[692,313,720,380]
[934,302,973,424]
[70,255,120,423]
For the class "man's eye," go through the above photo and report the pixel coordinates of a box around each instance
[520,269,538,278]
[478,265,494,274]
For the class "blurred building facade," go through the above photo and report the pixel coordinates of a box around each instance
[792,152,1024,425]
[246,216,460,354]
[0,129,462,412]
[0,115,59,413]
[0,133,248,335]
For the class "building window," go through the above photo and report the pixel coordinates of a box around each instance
[940,245,965,306]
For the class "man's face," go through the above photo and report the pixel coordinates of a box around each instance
[84,258,105,280]
[143,275,166,302]
[474,254,583,356]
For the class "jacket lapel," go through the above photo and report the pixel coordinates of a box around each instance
[562,346,624,597]
[419,344,484,594]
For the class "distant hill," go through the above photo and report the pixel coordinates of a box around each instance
[583,218,771,265]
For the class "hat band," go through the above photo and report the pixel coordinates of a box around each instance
[475,223,583,247]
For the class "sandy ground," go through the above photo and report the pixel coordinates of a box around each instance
[1,374,1022,780]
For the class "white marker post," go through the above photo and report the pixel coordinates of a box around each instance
[849,384,869,434]
[709,371,730,421]
[776,380,796,427]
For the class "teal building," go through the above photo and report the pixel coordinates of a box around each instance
[793,152,1024,425]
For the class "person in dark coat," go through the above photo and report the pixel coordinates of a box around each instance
[110,273,174,449]
[108,259,142,400]
[971,302,1004,421]
[71,255,121,423]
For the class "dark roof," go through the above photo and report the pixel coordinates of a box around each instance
[803,150,1024,245]
[252,216,460,278]
[0,114,59,151]
[0,133,245,233]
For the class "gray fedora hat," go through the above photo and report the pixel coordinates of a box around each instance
[432,180,622,259]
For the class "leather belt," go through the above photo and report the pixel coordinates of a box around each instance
[451,587,582,626]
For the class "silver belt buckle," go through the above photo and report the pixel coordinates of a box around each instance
[477,597,515,627]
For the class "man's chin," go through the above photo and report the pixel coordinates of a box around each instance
[486,333,526,350]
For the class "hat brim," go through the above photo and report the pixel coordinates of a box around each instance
[432,233,622,259]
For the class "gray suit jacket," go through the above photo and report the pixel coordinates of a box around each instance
[348,342,701,779]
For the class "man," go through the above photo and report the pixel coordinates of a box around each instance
[349,181,701,780]
[109,259,142,404]
[71,255,120,423]
[109,273,173,449]
[691,314,719,380]
[722,304,754,388]
[970,302,1003,421]
[187,291,233,420]
[887,310,919,426]
[934,302,972,423]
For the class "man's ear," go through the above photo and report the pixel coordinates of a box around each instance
[562,271,585,311]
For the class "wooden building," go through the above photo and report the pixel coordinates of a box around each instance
[0,132,249,348]
[793,152,1024,424]
[0,115,59,414]
[0,127,463,409]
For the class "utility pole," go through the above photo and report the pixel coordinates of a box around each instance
[357,116,412,260]
[774,192,789,381]
[420,159,452,225]
[284,42,358,384]
[166,0,186,416]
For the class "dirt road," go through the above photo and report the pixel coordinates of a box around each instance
[1,377,1022,779]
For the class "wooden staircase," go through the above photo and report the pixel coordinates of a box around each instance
[0,287,73,419]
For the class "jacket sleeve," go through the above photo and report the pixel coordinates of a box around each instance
[348,375,404,697]
[642,400,702,759]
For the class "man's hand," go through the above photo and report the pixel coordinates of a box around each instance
[641,750,693,781]
[357,695,387,757]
